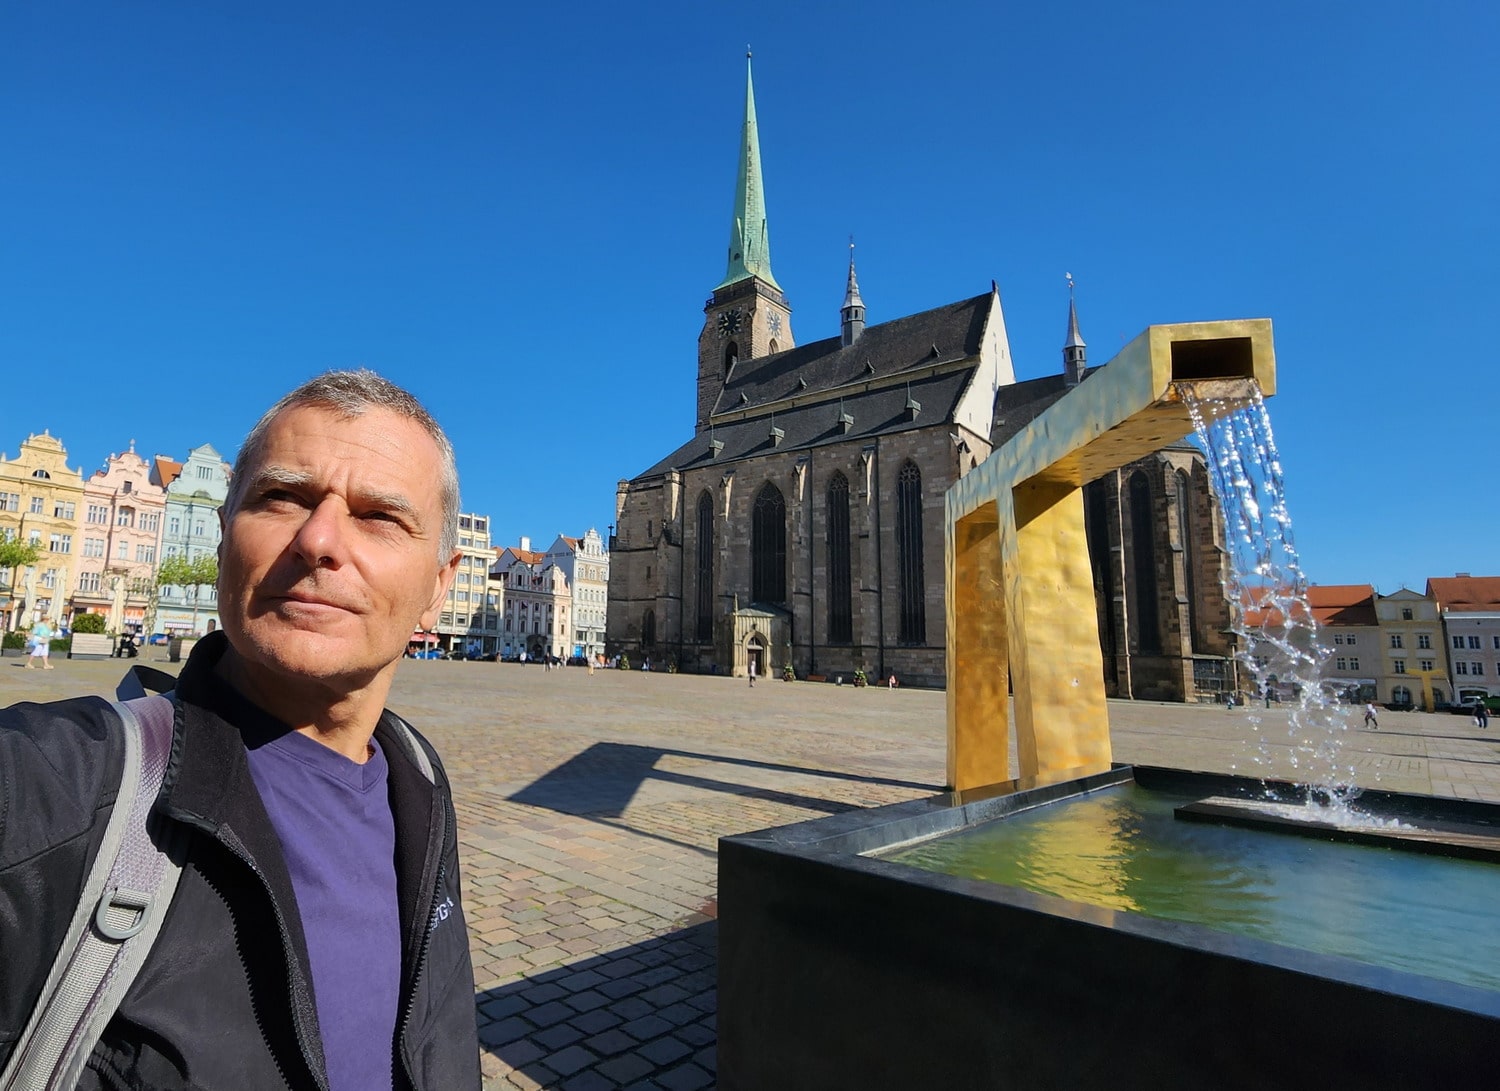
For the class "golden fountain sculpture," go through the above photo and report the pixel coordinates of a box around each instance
[945,320,1276,792]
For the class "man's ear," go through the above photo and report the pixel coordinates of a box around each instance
[419,550,462,631]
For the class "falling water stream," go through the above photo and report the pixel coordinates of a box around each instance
[1177,383,1387,827]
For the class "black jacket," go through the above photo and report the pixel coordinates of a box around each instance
[0,632,481,1090]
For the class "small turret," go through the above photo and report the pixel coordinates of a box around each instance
[1063,272,1086,387]
[841,243,865,347]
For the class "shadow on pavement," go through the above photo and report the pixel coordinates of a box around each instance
[476,922,718,1090]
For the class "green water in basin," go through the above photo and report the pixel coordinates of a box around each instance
[887,784,1500,993]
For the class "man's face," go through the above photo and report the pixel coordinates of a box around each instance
[217,404,459,694]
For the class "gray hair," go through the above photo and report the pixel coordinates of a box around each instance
[226,369,460,558]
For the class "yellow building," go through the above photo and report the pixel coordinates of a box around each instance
[0,431,87,631]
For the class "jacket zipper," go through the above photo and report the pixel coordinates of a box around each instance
[396,801,448,1091]
[213,829,332,1091]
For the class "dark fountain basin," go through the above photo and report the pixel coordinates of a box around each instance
[717,765,1500,1090]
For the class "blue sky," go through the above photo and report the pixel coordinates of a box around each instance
[2,1,1494,592]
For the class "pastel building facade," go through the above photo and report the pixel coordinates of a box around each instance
[1305,585,1381,703]
[0,431,86,630]
[543,529,609,661]
[75,443,166,632]
[1428,575,1500,704]
[152,444,230,636]
[1372,588,1449,709]
[493,538,571,661]
[435,512,499,655]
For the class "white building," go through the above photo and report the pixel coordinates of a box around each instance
[543,528,609,662]
[1428,575,1500,704]
[435,512,498,655]
[492,536,571,661]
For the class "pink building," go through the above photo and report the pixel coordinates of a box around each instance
[74,442,167,633]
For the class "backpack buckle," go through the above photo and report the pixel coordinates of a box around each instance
[94,887,154,941]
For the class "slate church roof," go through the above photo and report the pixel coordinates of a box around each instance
[633,292,995,480]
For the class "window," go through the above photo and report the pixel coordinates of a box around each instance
[136,544,155,563]
[1418,634,1431,649]
[0,492,18,512]
[1454,636,1465,649]
[896,461,926,644]
[1475,662,1487,676]
[169,517,181,537]
[196,465,211,479]
[1455,662,1467,675]
[121,481,132,494]
[117,541,129,559]
[48,533,71,553]
[1176,471,1198,651]
[1389,634,1403,648]
[1393,685,1412,704]
[1350,658,1359,670]
[77,571,102,594]
[1334,634,1344,645]
[751,482,787,605]
[31,470,49,480]
[41,569,57,589]
[53,501,74,519]
[87,503,108,523]
[1127,471,1160,655]
[30,495,44,514]
[117,507,134,528]
[1336,657,1347,670]
[826,473,852,643]
[193,521,205,538]
[1420,660,1435,672]
[1401,608,1413,620]
[1394,660,1407,674]
[1492,635,1500,651]
[695,491,714,642]
[141,513,159,533]
[83,538,105,558]
[1346,635,1356,645]
[1469,635,1482,650]
[642,609,656,646]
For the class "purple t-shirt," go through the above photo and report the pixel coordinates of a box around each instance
[245,727,401,1091]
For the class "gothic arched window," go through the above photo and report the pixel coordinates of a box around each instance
[752,482,786,605]
[724,341,739,376]
[695,491,714,642]
[1129,471,1161,655]
[1176,470,1199,652]
[896,461,926,644]
[826,473,852,643]
[642,609,656,648]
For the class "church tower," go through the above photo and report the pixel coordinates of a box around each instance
[696,53,795,433]
[1063,274,1087,387]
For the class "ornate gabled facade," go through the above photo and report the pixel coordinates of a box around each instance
[0,430,86,631]
[608,58,1011,686]
[75,442,166,633]
[151,443,230,636]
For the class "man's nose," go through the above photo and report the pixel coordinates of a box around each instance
[291,498,347,567]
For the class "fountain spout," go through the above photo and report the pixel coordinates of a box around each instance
[945,320,1276,791]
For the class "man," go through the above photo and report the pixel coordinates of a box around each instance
[0,371,481,1090]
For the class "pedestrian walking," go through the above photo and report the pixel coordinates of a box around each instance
[748,659,756,687]
[24,618,54,670]
[1363,702,1379,730]
[1477,702,1490,730]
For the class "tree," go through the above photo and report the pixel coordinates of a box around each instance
[1,538,41,631]
[72,612,107,634]
[156,553,219,635]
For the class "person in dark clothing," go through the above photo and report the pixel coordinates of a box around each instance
[0,371,480,1090]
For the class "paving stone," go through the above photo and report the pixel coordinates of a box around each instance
[637,1035,693,1066]
[524,1000,575,1028]
[581,1028,638,1057]
[595,1052,657,1084]
[542,1045,598,1077]
[561,1071,618,1091]
[566,1008,621,1035]
[620,1014,674,1042]
[531,1022,586,1050]
[479,1017,533,1047]
[655,1062,714,1090]
[607,996,656,1021]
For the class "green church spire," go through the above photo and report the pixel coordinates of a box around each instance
[716,52,780,291]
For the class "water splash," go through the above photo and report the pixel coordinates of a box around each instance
[1178,385,1370,825]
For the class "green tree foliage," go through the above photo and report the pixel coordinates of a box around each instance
[0,537,41,573]
[72,613,107,634]
[155,553,218,592]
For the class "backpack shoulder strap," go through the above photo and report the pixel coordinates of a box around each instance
[0,694,184,1091]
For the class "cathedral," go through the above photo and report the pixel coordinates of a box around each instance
[606,61,1236,699]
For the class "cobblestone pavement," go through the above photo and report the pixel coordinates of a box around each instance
[7,656,1500,1088]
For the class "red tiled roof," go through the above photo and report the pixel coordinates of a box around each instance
[1305,584,1377,626]
[1426,576,1500,611]
[153,456,183,486]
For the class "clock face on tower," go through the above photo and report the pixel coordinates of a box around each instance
[768,311,783,337]
[716,308,744,338]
